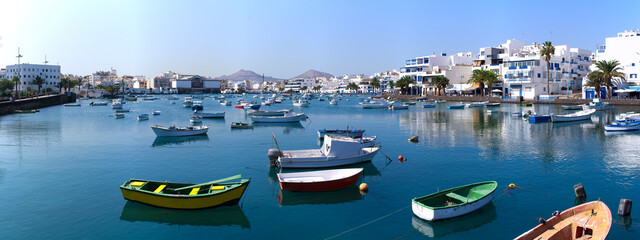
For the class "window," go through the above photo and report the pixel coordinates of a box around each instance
[631,74,638,79]
[633,63,636,67]
[538,73,541,78]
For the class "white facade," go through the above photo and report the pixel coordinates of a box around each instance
[5,63,61,91]
[90,68,118,85]
[284,78,314,92]
[172,79,191,88]
[400,52,477,95]
[595,29,640,85]
[203,79,221,89]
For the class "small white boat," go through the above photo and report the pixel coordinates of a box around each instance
[183,97,193,108]
[198,112,225,118]
[112,99,123,109]
[115,109,131,113]
[89,101,108,106]
[511,112,523,117]
[220,100,232,106]
[435,100,447,103]
[190,115,203,124]
[389,105,409,110]
[137,114,149,121]
[270,135,381,169]
[64,103,81,107]
[169,101,176,104]
[412,181,497,221]
[114,113,125,119]
[550,109,596,122]
[329,99,338,105]
[361,99,391,109]
[293,99,310,107]
[152,111,161,115]
[466,101,488,108]
[604,112,640,131]
[247,109,292,117]
[151,125,209,137]
[277,168,363,192]
[562,105,583,110]
[582,98,613,111]
[251,111,307,123]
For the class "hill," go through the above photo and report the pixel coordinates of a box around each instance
[218,69,284,83]
[290,69,334,80]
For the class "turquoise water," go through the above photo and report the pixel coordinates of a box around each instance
[0,95,638,239]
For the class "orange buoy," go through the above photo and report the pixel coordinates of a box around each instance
[359,183,369,192]
[398,155,404,161]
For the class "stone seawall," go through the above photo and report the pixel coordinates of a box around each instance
[0,93,76,116]
[380,94,640,106]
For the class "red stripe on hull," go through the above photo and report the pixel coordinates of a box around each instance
[279,172,361,192]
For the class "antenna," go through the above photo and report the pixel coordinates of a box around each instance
[44,55,48,65]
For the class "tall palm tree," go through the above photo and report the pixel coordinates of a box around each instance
[313,85,322,92]
[483,70,500,97]
[33,76,45,95]
[346,82,359,93]
[12,76,20,98]
[432,75,449,96]
[370,77,380,93]
[593,60,625,99]
[540,41,555,95]
[468,69,486,96]
[585,71,606,99]
[60,77,70,92]
[389,80,395,90]
[396,76,415,95]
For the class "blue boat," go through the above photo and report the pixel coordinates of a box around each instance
[423,104,436,108]
[528,114,551,122]
[448,105,464,109]
[192,105,203,111]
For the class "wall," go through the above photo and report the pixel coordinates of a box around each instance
[0,93,76,116]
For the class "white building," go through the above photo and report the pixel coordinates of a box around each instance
[5,63,62,92]
[399,52,477,95]
[594,29,640,86]
[150,71,179,90]
[284,78,314,92]
[90,68,118,86]
[170,75,221,93]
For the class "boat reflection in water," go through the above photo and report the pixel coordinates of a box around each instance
[119,201,250,228]
[277,185,363,206]
[151,135,210,147]
[252,122,304,134]
[412,202,497,238]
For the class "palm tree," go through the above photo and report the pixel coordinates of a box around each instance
[483,70,500,97]
[389,80,395,90]
[346,82,359,93]
[12,76,20,98]
[396,76,415,95]
[300,86,308,92]
[60,77,70,92]
[104,85,118,97]
[585,71,606,99]
[540,41,555,95]
[468,69,486,96]
[593,60,626,99]
[370,77,381,93]
[313,85,322,92]
[432,76,449,96]
[33,76,45,95]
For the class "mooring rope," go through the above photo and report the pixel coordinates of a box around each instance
[324,204,411,240]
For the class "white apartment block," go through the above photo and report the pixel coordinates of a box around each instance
[150,71,179,90]
[90,68,118,85]
[5,63,62,91]
[400,52,477,95]
[595,29,640,85]
[284,78,314,92]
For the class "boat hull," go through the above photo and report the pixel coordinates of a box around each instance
[423,105,436,108]
[278,168,362,192]
[412,181,497,221]
[151,127,209,137]
[251,114,305,123]
[515,201,611,240]
[317,129,364,139]
[448,105,464,109]
[278,147,380,169]
[604,122,640,131]
[551,114,593,122]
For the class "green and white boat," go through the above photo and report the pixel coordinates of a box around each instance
[412,181,497,221]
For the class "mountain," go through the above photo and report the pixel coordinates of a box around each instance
[218,69,284,82]
[290,70,334,80]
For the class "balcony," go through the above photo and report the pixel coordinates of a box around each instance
[518,65,528,69]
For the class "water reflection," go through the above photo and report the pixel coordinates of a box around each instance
[151,135,210,147]
[602,131,640,187]
[277,186,363,206]
[412,202,497,238]
[252,122,305,134]
[119,201,250,228]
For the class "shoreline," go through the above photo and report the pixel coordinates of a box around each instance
[378,94,640,106]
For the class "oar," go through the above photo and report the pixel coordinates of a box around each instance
[173,174,242,191]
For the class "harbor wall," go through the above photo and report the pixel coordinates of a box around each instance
[381,94,640,106]
[0,93,76,116]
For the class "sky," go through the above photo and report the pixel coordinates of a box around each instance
[1,0,639,79]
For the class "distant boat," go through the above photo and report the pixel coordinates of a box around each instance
[120,175,250,209]
[582,98,613,111]
[271,135,380,169]
[14,109,39,113]
[389,105,409,110]
[115,109,130,113]
[243,104,261,110]
[90,101,108,106]
[514,201,611,240]
[561,105,583,110]
[198,112,225,118]
[361,99,390,109]
[486,103,500,107]
[528,114,551,122]
[277,168,363,192]
[604,113,640,131]
[246,109,292,117]
[423,104,436,108]
[251,111,306,123]
[151,125,209,137]
[137,114,149,121]
[293,99,310,107]
[183,97,193,108]
[466,101,488,108]
[152,111,161,115]
[448,104,465,109]
[230,122,253,129]
[521,103,533,107]
[112,99,123,109]
[412,181,497,221]
[114,113,125,119]
[220,100,232,106]
[435,100,447,103]
[330,99,338,105]
[511,112,523,117]
[550,109,595,122]
[190,115,203,124]
[64,103,81,107]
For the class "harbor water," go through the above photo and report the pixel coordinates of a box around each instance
[0,95,638,239]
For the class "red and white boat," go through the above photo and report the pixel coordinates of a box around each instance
[277,168,363,192]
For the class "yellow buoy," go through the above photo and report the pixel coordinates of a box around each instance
[509,183,516,189]
[359,183,369,192]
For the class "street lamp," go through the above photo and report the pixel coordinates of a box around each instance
[16,47,23,100]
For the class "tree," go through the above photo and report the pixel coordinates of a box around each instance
[540,41,555,95]
[33,76,45,95]
[313,85,322,92]
[389,80,395,90]
[0,78,13,97]
[104,85,118,97]
[300,86,308,92]
[370,77,381,93]
[585,71,606,99]
[12,76,20,98]
[396,76,415,95]
[468,70,486,96]
[483,70,500,97]
[432,76,450,96]
[593,60,626,99]
[60,77,70,92]
[346,82,359,93]
[278,87,285,92]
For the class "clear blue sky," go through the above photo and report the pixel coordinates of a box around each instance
[1,0,639,79]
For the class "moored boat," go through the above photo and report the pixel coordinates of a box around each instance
[112,99,123,109]
[230,122,253,129]
[604,120,640,131]
[467,101,488,108]
[514,201,611,240]
[246,109,292,117]
[582,98,613,111]
[550,109,595,122]
[115,109,130,113]
[251,111,306,123]
[151,125,209,137]
[562,105,583,110]
[183,97,193,108]
[330,99,338,105]
[486,103,500,107]
[190,115,203,124]
[64,103,81,107]
[152,111,161,115]
[293,99,310,107]
[14,109,39,113]
[198,112,225,118]
[412,181,498,221]
[389,105,409,110]
[317,129,364,139]
[114,113,125,119]
[448,104,465,109]
[192,101,203,111]
[120,175,250,209]
[528,114,551,122]
[137,114,149,121]
[423,104,436,108]
[270,135,380,169]
[90,101,109,106]
[361,99,390,109]
[277,168,363,192]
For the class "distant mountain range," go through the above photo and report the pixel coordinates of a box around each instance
[218,69,334,82]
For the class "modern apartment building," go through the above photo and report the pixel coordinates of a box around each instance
[594,29,640,86]
[399,52,476,95]
[90,68,118,85]
[284,78,314,92]
[5,63,62,91]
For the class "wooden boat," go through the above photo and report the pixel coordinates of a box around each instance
[448,105,465,109]
[246,109,291,117]
[64,103,81,107]
[198,112,225,118]
[423,104,436,108]
[137,114,149,121]
[389,105,409,110]
[605,120,640,131]
[231,122,253,129]
[277,168,363,192]
[114,113,125,119]
[90,101,109,106]
[515,201,611,240]
[251,112,306,123]
[486,103,500,107]
[562,105,583,110]
[120,175,251,209]
[317,129,364,139]
[272,135,380,169]
[412,181,497,221]
[14,109,39,113]
[529,114,551,122]
[550,109,595,122]
[467,101,488,108]
[151,125,209,137]
[582,98,613,111]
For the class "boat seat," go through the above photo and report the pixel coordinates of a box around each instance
[446,192,469,202]
[130,181,145,188]
[154,185,166,193]
[211,186,225,191]
[189,187,201,195]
